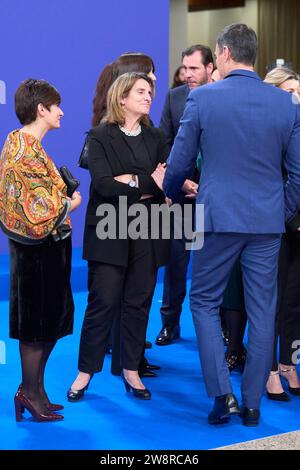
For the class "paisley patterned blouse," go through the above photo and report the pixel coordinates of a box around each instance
[0,130,70,244]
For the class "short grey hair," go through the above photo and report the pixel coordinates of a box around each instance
[217,23,258,66]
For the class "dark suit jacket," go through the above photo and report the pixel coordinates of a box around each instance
[160,84,189,146]
[83,122,170,266]
[160,84,199,203]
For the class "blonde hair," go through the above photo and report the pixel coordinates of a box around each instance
[103,72,154,126]
[264,67,300,88]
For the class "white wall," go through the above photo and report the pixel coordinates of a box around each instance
[170,0,188,83]
[188,0,258,52]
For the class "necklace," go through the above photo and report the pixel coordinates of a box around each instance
[118,124,141,137]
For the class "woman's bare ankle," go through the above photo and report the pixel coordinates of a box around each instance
[123,369,145,389]
[71,372,91,391]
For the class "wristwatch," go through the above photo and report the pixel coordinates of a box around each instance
[128,174,137,188]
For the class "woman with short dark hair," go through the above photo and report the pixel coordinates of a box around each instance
[0,78,82,422]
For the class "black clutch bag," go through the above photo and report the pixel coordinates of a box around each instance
[78,132,89,169]
[59,166,80,197]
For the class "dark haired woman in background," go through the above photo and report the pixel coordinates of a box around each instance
[0,79,81,421]
[92,52,156,127]
[171,65,186,89]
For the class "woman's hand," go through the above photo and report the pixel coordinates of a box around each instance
[69,191,82,212]
[151,163,166,190]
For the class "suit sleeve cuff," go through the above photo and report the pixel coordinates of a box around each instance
[138,174,162,196]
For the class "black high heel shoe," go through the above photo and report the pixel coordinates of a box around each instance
[266,371,290,401]
[280,366,300,396]
[67,374,94,402]
[121,372,151,400]
[225,346,247,373]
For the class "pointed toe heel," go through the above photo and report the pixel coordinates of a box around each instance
[14,389,64,422]
[266,391,290,402]
[279,367,300,396]
[121,372,151,400]
[67,374,93,402]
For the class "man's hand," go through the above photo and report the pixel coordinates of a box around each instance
[181,179,198,199]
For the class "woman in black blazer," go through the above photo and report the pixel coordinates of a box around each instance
[68,72,169,400]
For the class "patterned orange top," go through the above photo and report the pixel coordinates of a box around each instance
[0,130,71,244]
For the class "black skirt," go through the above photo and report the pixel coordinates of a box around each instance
[9,236,74,342]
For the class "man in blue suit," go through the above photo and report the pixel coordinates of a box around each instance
[163,23,300,426]
[156,45,214,346]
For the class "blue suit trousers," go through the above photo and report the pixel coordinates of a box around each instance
[190,232,281,409]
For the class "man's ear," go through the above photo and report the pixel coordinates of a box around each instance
[223,46,231,63]
[207,62,214,75]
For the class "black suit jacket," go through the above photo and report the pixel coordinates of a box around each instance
[159,84,189,146]
[83,122,170,267]
[159,84,199,204]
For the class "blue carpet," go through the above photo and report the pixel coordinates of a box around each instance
[0,273,300,449]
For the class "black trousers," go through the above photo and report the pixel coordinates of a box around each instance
[161,235,191,327]
[78,238,158,373]
[272,233,300,370]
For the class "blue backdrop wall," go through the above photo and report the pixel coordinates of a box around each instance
[0,0,170,254]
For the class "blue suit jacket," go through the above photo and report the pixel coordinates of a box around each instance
[163,69,300,233]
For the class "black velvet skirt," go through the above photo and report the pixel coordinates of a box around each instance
[9,236,74,342]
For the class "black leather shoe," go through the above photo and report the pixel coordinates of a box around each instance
[139,369,158,378]
[155,325,180,346]
[111,368,158,378]
[67,374,93,402]
[140,356,160,371]
[208,393,240,424]
[240,407,260,426]
[225,346,247,373]
[222,327,229,346]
